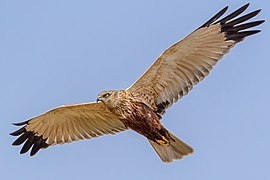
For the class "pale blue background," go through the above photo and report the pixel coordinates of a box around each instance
[1,0,269,179]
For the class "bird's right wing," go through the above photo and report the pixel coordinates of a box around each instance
[10,102,127,156]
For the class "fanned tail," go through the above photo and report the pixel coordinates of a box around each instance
[148,132,193,163]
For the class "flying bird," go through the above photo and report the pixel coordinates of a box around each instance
[11,4,264,163]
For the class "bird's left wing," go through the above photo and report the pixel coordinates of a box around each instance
[10,102,127,156]
[128,4,264,115]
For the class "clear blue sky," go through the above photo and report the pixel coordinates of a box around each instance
[1,0,269,179]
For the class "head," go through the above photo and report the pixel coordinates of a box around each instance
[96,90,118,107]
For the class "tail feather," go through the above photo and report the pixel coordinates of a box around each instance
[148,132,193,163]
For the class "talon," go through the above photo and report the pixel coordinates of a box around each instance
[161,136,169,143]
[156,138,169,146]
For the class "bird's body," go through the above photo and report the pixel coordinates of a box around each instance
[120,101,165,143]
[98,89,194,161]
[104,90,167,144]
[11,4,264,163]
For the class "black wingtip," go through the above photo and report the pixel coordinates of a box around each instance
[11,129,49,155]
[20,132,35,154]
[30,147,40,156]
[226,30,261,43]
[260,19,266,25]
[223,6,229,12]
[215,3,250,25]
[12,132,29,146]
[254,9,262,14]
[226,9,262,27]
[30,138,48,156]
[12,120,29,126]
[227,20,265,32]
[196,3,264,43]
[10,127,26,136]
[243,3,250,9]
[199,3,264,31]
[236,3,250,13]
[198,5,228,29]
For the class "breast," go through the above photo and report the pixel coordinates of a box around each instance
[120,102,162,139]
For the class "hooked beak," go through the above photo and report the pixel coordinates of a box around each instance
[96,96,101,102]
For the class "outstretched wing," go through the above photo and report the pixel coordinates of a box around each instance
[128,4,264,115]
[10,102,127,156]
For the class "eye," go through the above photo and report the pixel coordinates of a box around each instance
[103,93,110,98]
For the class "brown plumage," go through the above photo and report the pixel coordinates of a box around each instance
[11,4,263,163]
[104,90,168,143]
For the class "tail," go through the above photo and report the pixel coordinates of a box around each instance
[148,132,194,163]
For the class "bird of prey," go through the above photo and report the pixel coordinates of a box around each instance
[11,4,264,163]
